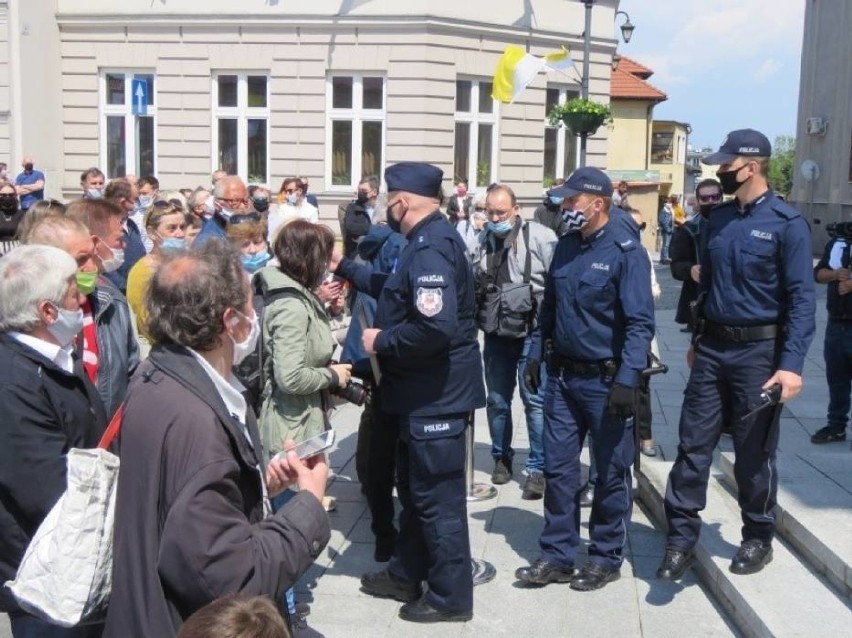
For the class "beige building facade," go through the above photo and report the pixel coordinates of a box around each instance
[1,0,626,216]
[791,0,852,251]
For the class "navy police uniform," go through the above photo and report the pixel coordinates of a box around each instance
[663,130,816,553]
[337,162,485,615]
[530,169,654,574]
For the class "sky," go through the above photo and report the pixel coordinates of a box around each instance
[614,0,805,150]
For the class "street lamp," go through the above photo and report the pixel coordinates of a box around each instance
[577,1,636,166]
[616,10,635,44]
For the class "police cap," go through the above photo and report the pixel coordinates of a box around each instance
[548,166,612,199]
[702,129,772,165]
[385,162,443,198]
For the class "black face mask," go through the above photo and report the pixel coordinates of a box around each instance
[386,200,404,233]
[251,197,269,213]
[23,163,33,172]
[356,191,369,205]
[717,164,751,195]
[698,204,715,217]
[0,194,18,212]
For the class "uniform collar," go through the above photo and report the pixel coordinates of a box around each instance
[406,210,442,239]
[581,220,610,249]
[7,331,75,374]
[735,189,772,215]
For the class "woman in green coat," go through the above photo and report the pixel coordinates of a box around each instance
[257,220,351,463]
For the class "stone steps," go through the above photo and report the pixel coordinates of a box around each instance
[638,455,852,638]
[718,450,852,599]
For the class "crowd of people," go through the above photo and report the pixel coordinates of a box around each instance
[0,126,839,637]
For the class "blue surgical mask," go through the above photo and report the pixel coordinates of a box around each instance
[241,250,271,273]
[549,195,564,206]
[286,193,299,205]
[486,220,513,237]
[86,188,103,200]
[137,195,153,209]
[161,237,186,252]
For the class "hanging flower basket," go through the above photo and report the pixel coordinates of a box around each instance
[547,98,613,137]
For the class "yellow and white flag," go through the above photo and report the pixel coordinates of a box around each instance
[492,45,578,103]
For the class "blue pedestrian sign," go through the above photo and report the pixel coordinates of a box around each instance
[131,77,148,116]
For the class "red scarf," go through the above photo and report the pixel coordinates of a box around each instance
[79,299,99,384]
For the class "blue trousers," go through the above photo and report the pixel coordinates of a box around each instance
[824,321,852,432]
[664,338,779,549]
[539,372,634,571]
[483,333,546,473]
[659,230,672,262]
[389,414,472,613]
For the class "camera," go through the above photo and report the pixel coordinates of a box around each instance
[826,221,852,239]
[330,379,368,406]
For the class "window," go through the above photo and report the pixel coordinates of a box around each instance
[651,130,675,164]
[543,86,579,186]
[454,79,499,187]
[326,75,386,189]
[99,72,156,179]
[212,73,269,183]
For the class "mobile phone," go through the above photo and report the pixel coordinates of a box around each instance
[273,430,335,462]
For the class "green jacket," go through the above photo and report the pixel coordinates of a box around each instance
[256,267,335,462]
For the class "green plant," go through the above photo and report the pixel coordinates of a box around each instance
[768,134,795,199]
[547,97,613,127]
[476,162,491,187]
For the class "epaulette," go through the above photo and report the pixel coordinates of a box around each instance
[615,237,637,252]
[770,199,800,221]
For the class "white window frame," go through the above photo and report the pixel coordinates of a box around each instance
[454,77,500,188]
[543,85,580,185]
[211,72,270,184]
[98,70,158,179]
[325,73,387,192]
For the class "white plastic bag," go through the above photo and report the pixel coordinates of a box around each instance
[5,415,121,626]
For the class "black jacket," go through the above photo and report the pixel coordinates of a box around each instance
[342,200,372,258]
[104,344,330,638]
[670,217,705,324]
[0,334,107,613]
[446,194,472,225]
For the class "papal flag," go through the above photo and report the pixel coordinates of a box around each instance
[492,45,578,103]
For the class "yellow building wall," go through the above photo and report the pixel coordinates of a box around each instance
[650,122,689,197]
[607,100,652,171]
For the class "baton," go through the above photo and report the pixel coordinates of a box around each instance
[357,305,382,386]
[742,383,782,421]
[633,354,669,472]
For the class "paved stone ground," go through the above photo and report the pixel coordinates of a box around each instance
[6,262,841,637]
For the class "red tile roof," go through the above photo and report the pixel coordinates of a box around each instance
[610,66,667,103]
[616,56,654,79]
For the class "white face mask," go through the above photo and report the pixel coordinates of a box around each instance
[203,197,216,218]
[86,188,103,200]
[137,195,153,210]
[47,305,84,348]
[98,244,125,273]
[286,193,299,205]
[230,310,260,366]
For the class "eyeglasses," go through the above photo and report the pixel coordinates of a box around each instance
[283,188,299,195]
[697,193,722,203]
[229,213,262,225]
[150,200,183,214]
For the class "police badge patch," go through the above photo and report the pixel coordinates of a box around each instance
[416,286,443,317]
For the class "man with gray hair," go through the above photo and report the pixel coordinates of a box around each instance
[0,244,107,636]
[26,209,138,419]
[194,176,249,246]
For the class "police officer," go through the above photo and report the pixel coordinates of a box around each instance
[657,129,816,580]
[515,167,655,591]
[811,226,852,444]
[332,162,485,623]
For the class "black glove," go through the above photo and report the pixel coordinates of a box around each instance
[607,383,637,419]
[523,359,541,395]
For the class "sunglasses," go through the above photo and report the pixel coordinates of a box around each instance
[698,193,722,203]
[150,200,183,214]
[229,213,262,225]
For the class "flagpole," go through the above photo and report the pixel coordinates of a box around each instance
[579,0,594,167]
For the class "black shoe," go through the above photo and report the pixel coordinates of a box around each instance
[569,562,621,591]
[680,326,692,333]
[398,597,472,623]
[579,484,594,508]
[521,473,545,500]
[656,547,695,580]
[810,426,846,444]
[360,570,421,602]
[730,540,773,575]
[515,559,579,586]
[290,607,323,638]
[491,458,512,485]
[374,533,396,563]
